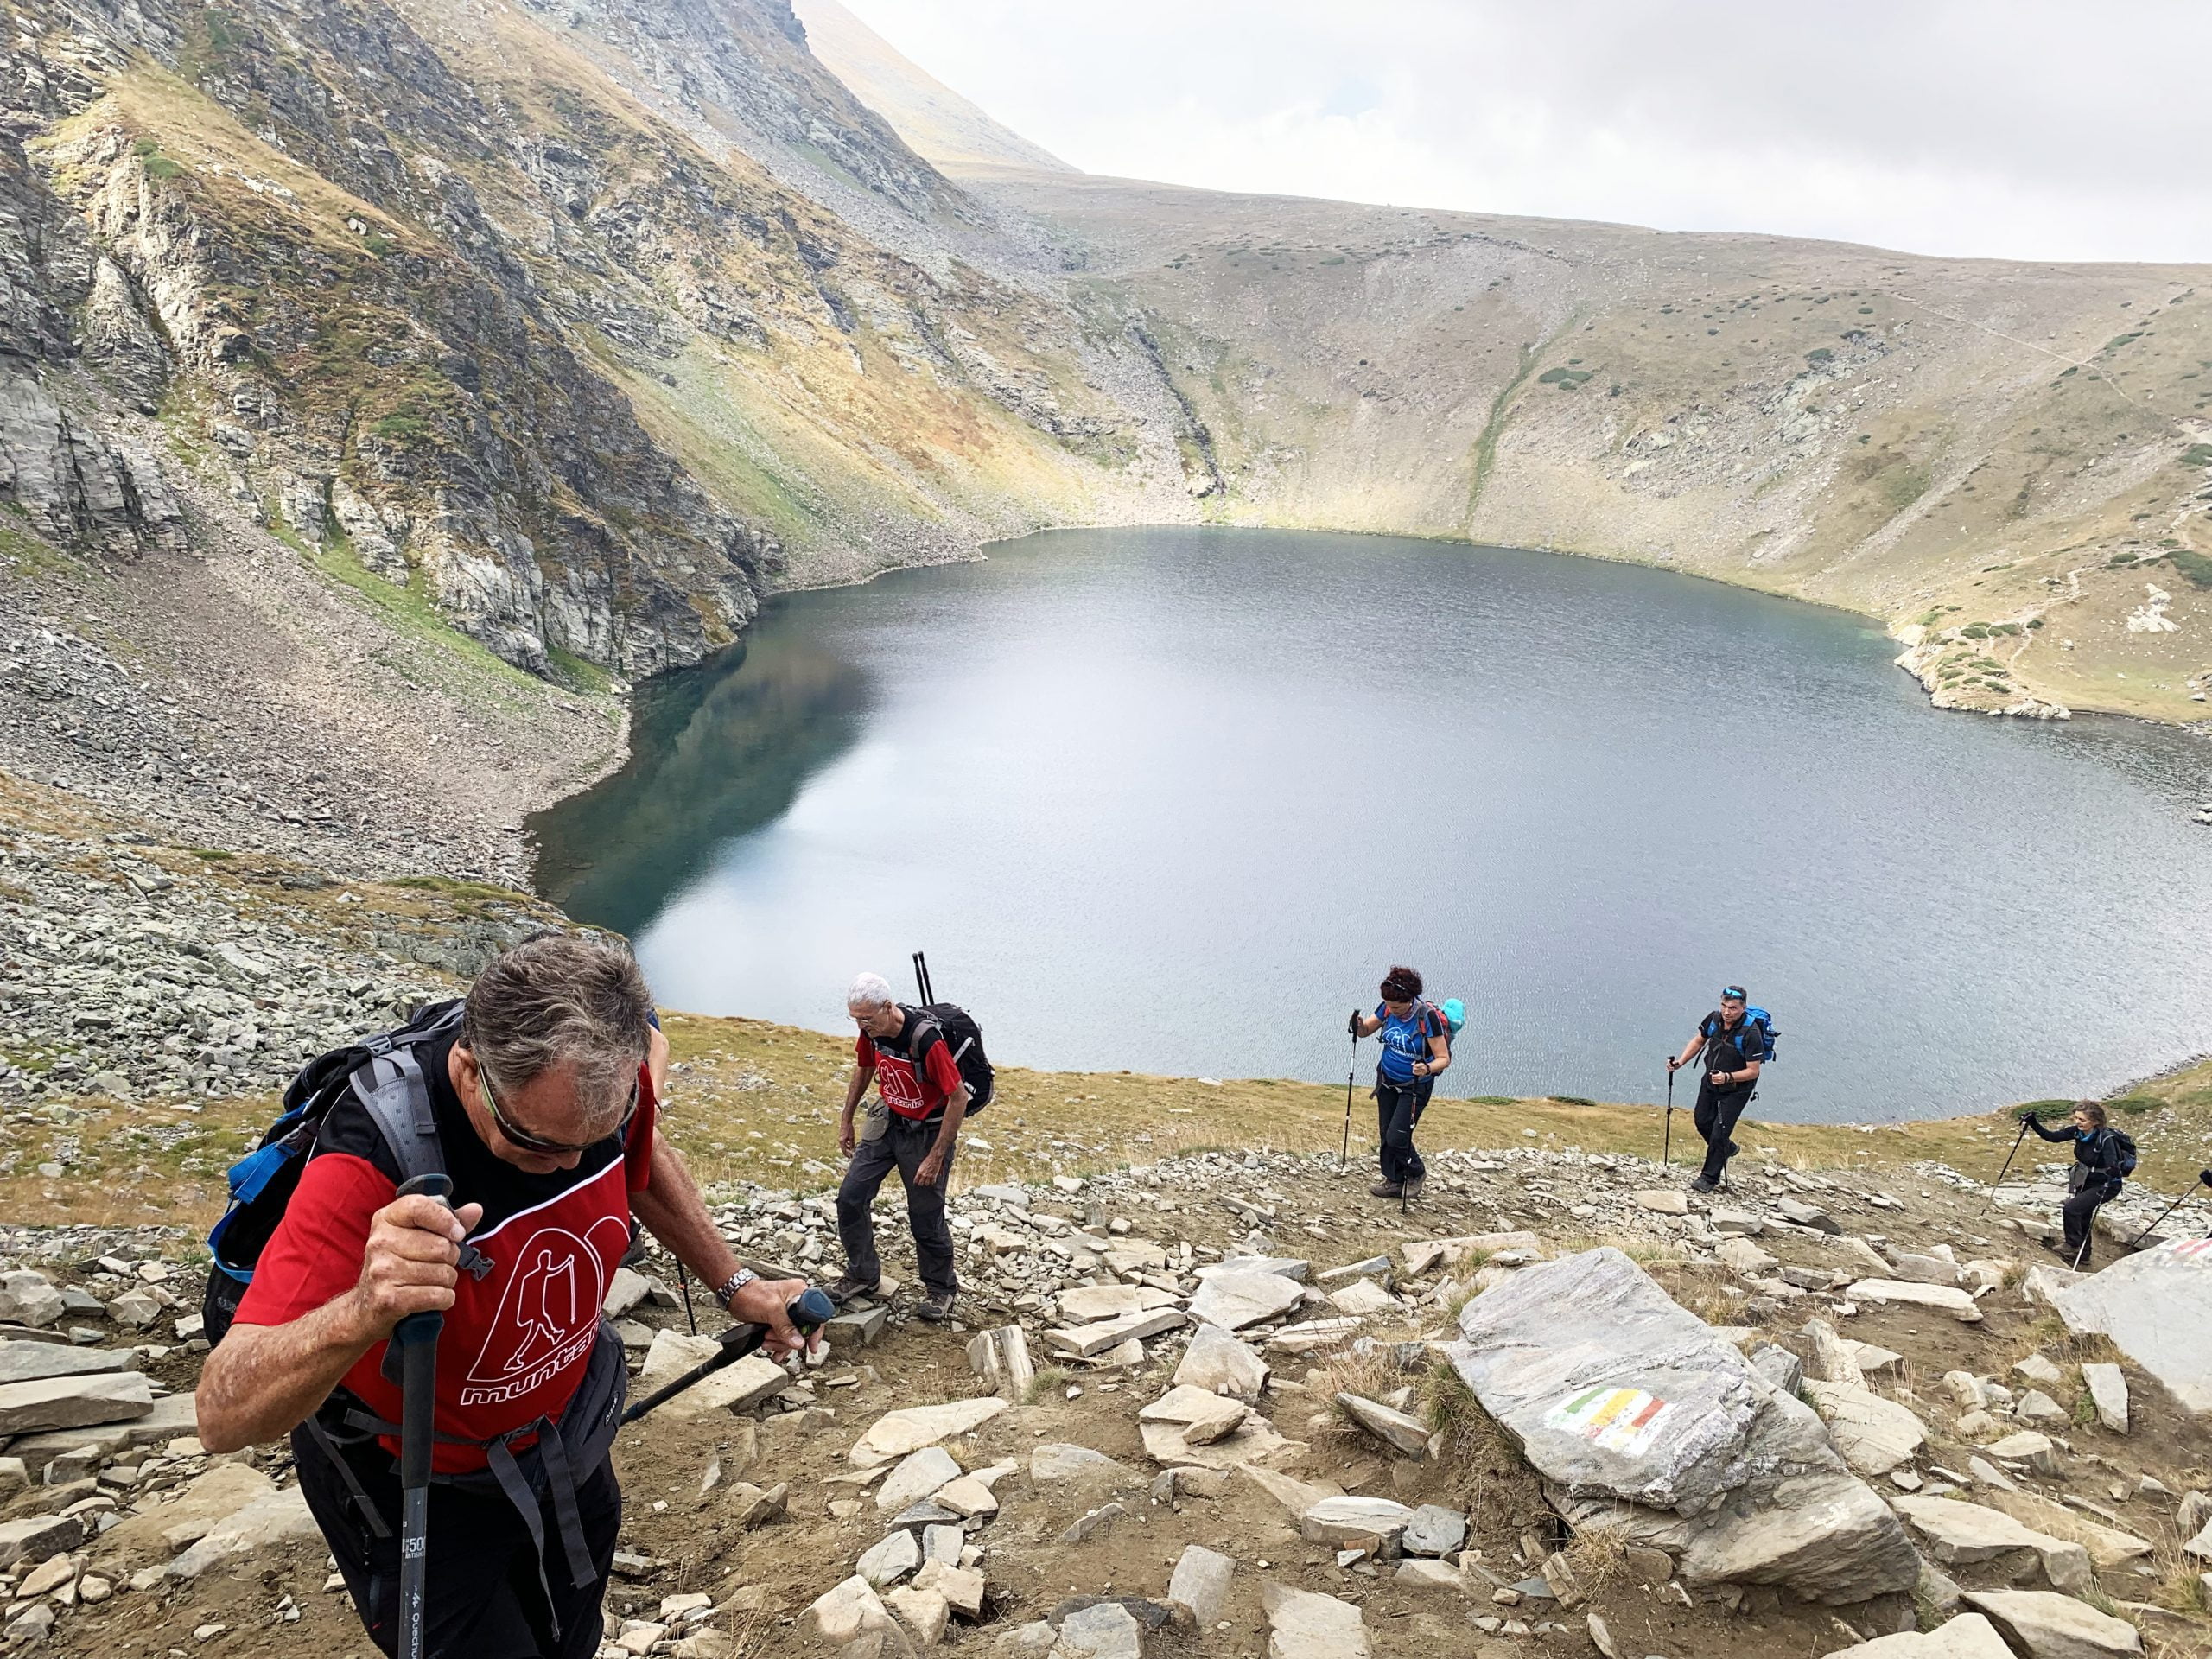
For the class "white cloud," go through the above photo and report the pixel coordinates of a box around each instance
[831,0,2212,263]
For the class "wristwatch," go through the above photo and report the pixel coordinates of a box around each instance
[715,1267,757,1310]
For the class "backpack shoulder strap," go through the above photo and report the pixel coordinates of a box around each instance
[347,1001,465,1189]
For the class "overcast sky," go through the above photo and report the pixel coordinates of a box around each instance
[836,0,2212,264]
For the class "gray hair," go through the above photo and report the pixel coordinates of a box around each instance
[461,933,652,1133]
[846,970,896,1011]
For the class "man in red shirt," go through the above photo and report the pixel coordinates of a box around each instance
[194,935,810,1659]
[830,970,969,1322]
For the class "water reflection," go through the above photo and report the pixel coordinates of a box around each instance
[531,625,874,935]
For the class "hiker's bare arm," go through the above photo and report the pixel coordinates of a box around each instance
[838,1063,874,1154]
[1670,1034,1707,1071]
[634,1130,806,1353]
[916,1090,968,1189]
[1352,1013,1383,1038]
[1415,1031,1451,1077]
[647,1024,671,1096]
[196,1194,481,1452]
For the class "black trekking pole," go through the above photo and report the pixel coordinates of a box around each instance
[621,1287,836,1424]
[1984,1115,2035,1212]
[1338,1015,1359,1172]
[1662,1060,1675,1167]
[675,1261,698,1336]
[2127,1170,2212,1249]
[912,951,934,1005]
[391,1173,455,1659]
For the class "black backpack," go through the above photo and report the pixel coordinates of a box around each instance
[905,1002,995,1115]
[202,1000,473,1344]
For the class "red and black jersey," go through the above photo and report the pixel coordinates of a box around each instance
[856,1009,965,1122]
[232,1033,655,1473]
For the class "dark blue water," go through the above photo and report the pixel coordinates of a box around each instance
[532,528,2212,1122]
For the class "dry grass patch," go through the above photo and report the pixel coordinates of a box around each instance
[1420,1355,1549,1538]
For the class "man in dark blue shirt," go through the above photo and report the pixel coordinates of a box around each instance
[1669,986,1767,1193]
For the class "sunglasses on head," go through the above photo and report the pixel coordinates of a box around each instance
[1720,987,1746,1002]
[480,1064,639,1156]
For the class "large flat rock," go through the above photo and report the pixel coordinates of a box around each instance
[1189,1272,1307,1332]
[1962,1589,2144,1658]
[1826,1611,2015,1657]
[1056,1285,1181,1325]
[2051,1241,2212,1414]
[1845,1281,1982,1321]
[851,1398,1007,1467]
[1891,1497,2092,1593]
[0,1344,137,1387]
[1450,1248,1916,1604]
[1801,1380,1927,1476]
[1976,1489,2153,1570]
[1173,1325,1268,1402]
[168,1487,319,1579]
[1261,1581,1370,1659]
[0,1370,153,1435]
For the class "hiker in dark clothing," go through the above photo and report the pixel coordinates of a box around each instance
[1351,964,1451,1201]
[2024,1100,2133,1268]
[830,971,968,1323]
[1669,986,1769,1193]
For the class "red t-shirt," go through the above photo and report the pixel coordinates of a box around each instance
[234,1036,656,1472]
[856,1014,965,1121]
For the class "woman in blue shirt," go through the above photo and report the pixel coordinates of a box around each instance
[1350,965,1451,1200]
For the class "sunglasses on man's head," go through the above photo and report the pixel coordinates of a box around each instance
[480,1065,639,1156]
[1720,987,1746,1002]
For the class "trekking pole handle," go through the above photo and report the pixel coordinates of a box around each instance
[392,1174,455,1351]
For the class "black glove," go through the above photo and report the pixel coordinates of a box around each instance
[1347,1010,1362,1037]
[2018,1108,2040,1123]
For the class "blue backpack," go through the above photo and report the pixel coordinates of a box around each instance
[1707,1006,1778,1064]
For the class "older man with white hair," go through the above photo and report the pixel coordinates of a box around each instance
[830,970,969,1321]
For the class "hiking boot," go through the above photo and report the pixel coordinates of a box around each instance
[1400,1177,1425,1202]
[916,1288,957,1324]
[823,1272,882,1308]
[1369,1179,1403,1199]
[1689,1174,1719,1194]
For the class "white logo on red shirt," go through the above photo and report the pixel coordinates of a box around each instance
[458,1211,630,1408]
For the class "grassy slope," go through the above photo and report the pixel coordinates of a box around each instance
[14,998,2208,1234]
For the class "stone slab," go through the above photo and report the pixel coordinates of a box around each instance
[851,1398,1008,1467]
[1845,1281,1982,1322]
[1173,1325,1268,1402]
[0,1344,137,1387]
[1825,1611,2016,1657]
[1188,1272,1307,1332]
[0,1370,153,1435]
[1962,1589,2144,1659]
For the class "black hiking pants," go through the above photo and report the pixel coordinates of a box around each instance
[293,1421,620,1659]
[838,1112,959,1297]
[1374,1070,1433,1185]
[1694,1077,1756,1184]
[2061,1179,2117,1264]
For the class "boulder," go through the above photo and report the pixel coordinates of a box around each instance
[2049,1245,2212,1413]
[0,1370,153,1435]
[0,1272,64,1329]
[885,1585,948,1648]
[0,1344,137,1387]
[1962,1590,2143,1658]
[1824,1611,2015,1657]
[0,1514,85,1572]
[1805,1318,1866,1386]
[1402,1504,1466,1558]
[1801,1380,1928,1476]
[859,1529,923,1588]
[1977,1490,2154,1570]
[1138,1386,1248,1446]
[1889,1253,1964,1287]
[168,1488,319,1578]
[1056,1285,1180,1325]
[852,1399,1007,1467]
[1166,1544,1235,1626]
[1261,1582,1369,1659]
[1029,1444,1136,1485]
[1188,1272,1306,1332]
[2079,1363,2128,1434]
[877,1447,963,1515]
[1046,1308,1187,1358]
[1635,1191,1690,1216]
[1891,1497,2093,1593]
[1173,1325,1268,1402]
[806,1576,897,1644]
[2020,1266,2085,1308]
[1298,1496,1413,1555]
[1055,1601,1145,1659]
[1334,1393,1429,1459]
[1451,1248,1916,1603]
[1327,1280,1400,1318]
[1845,1281,1982,1322]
